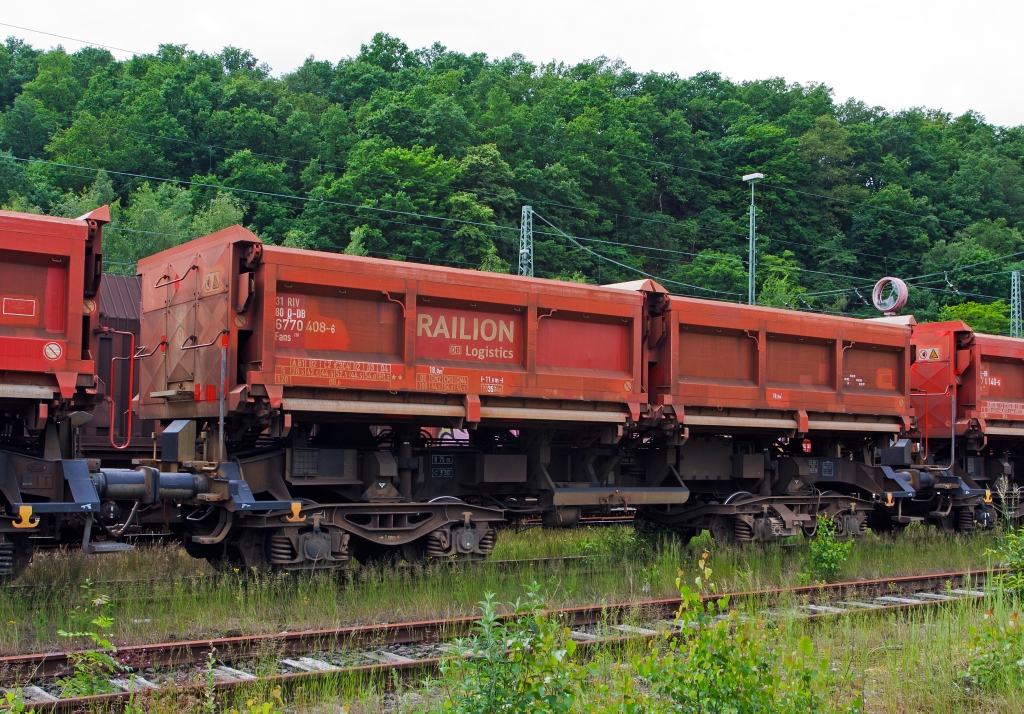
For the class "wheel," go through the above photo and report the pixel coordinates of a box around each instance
[541,507,581,528]
[0,534,33,581]
[400,539,425,564]
[870,521,906,538]
[350,537,399,566]
[708,515,733,545]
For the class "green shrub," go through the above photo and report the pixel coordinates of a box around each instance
[56,582,127,697]
[962,609,1024,691]
[0,690,26,714]
[440,583,578,714]
[993,525,1024,594]
[808,515,851,583]
[636,552,854,714]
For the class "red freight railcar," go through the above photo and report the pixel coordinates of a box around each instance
[649,295,913,430]
[626,289,942,540]
[133,226,685,567]
[909,320,1015,527]
[0,207,112,577]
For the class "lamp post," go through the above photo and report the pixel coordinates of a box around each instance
[742,172,763,305]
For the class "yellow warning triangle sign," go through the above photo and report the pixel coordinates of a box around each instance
[929,348,939,359]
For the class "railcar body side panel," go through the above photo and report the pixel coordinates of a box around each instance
[647,296,912,433]
[0,208,110,578]
[912,321,1024,437]
[138,229,646,424]
[0,209,105,401]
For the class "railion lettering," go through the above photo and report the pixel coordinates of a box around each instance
[417,314,515,343]
[415,307,521,365]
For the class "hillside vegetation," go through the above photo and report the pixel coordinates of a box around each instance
[1,33,1023,327]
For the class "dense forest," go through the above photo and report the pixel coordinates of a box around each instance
[1,33,1023,329]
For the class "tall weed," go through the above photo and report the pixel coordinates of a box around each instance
[808,515,852,583]
[440,583,578,714]
[993,524,1024,593]
[56,581,127,696]
[636,552,857,714]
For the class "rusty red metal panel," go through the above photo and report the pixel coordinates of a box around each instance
[0,209,103,402]
[913,321,1024,436]
[415,303,521,365]
[0,253,65,340]
[844,345,902,394]
[647,295,913,431]
[138,229,649,424]
[677,326,756,385]
[276,288,404,358]
[910,322,965,435]
[537,314,630,373]
[766,335,833,389]
[968,335,1024,426]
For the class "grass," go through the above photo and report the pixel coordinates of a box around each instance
[92,586,1024,713]
[0,523,998,656]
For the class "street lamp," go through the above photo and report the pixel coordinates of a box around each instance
[742,172,764,305]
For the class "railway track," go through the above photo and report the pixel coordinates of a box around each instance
[1,567,1006,711]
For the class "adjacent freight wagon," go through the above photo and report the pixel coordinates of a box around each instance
[0,207,111,577]
[131,226,687,567]
[625,291,991,541]
[910,319,1018,526]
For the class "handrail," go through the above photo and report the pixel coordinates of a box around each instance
[105,328,136,450]
[154,264,197,289]
[180,329,229,351]
[910,386,954,467]
[133,337,167,359]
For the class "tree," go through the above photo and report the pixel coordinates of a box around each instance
[0,30,1018,324]
[937,301,1010,334]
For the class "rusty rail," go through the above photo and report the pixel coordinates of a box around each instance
[2,567,1003,689]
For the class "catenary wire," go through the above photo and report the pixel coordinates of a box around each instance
[0,22,145,56]
[104,124,928,267]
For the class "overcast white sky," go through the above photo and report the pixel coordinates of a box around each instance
[4,0,1022,127]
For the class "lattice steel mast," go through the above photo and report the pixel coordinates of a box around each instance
[1012,270,1021,338]
[519,205,533,277]
[742,173,763,305]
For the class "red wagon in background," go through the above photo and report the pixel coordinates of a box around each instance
[622,290,989,541]
[0,206,115,577]
[910,320,1018,528]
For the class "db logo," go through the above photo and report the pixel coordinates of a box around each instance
[43,342,63,361]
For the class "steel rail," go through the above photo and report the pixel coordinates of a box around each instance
[7,576,1005,713]
[2,567,1005,686]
